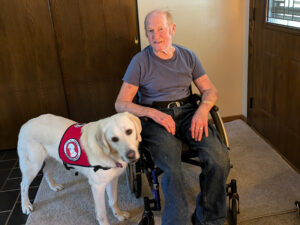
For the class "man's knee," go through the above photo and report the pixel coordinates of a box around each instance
[202,149,230,178]
[149,142,182,172]
[142,124,182,168]
[201,130,230,174]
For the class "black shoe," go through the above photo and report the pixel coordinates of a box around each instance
[191,210,203,225]
[139,210,154,225]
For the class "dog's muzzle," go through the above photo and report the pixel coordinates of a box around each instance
[126,150,136,160]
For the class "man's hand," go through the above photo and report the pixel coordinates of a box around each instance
[190,107,209,141]
[115,82,176,135]
[149,108,176,135]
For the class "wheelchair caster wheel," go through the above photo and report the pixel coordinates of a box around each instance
[138,210,154,225]
[227,179,239,225]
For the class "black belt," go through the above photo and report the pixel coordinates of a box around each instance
[151,96,191,108]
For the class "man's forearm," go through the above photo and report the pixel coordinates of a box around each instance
[199,88,218,112]
[115,101,153,118]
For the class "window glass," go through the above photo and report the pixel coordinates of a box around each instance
[267,0,300,28]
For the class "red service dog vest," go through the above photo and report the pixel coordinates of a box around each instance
[59,124,111,172]
[58,124,91,167]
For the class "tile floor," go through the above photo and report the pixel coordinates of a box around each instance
[0,149,42,225]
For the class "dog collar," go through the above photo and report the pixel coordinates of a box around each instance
[59,123,111,172]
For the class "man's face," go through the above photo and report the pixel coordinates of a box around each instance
[146,12,175,53]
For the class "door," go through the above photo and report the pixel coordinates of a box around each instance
[49,0,140,122]
[0,0,140,149]
[248,0,300,170]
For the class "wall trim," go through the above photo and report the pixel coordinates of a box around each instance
[221,114,246,123]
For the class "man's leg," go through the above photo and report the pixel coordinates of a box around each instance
[141,118,188,225]
[180,108,230,225]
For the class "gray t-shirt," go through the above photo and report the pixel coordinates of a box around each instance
[123,44,206,105]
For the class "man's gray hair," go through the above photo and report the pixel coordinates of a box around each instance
[144,10,173,33]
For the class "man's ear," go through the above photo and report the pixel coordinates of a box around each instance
[170,22,176,36]
[126,112,142,142]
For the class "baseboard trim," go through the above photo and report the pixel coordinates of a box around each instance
[221,115,246,123]
[209,114,246,124]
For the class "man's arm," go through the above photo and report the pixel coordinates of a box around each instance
[191,74,218,141]
[115,82,176,135]
[115,82,148,117]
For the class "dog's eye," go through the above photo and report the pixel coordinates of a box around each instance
[126,129,132,135]
[111,137,119,142]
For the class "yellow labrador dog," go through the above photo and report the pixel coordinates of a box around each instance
[17,112,141,225]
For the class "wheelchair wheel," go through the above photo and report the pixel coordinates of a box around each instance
[126,161,142,198]
[210,107,229,148]
[126,163,134,193]
[230,198,238,225]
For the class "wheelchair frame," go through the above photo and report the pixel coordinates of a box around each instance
[126,95,239,225]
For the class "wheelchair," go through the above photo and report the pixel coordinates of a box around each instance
[126,94,240,225]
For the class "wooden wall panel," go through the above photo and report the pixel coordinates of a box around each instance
[0,0,68,149]
[49,0,140,122]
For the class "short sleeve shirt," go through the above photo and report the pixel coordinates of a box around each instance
[123,44,206,105]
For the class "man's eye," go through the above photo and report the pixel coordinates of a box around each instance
[126,129,132,135]
[111,137,119,142]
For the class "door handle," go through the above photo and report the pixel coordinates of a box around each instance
[134,36,139,45]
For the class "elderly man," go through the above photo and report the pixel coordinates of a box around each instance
[115,9,230,225]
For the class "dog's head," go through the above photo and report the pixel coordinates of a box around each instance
[96,112,141,164]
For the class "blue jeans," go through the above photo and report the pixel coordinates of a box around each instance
[140,102,230,225]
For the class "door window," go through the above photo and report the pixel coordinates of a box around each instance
[267,0,300,28]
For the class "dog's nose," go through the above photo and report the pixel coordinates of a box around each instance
[126,150,136,160]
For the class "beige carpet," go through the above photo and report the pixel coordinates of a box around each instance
[25,120,300,225]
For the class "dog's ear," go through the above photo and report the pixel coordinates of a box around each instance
[95,120,110,154]
[126,112,142,142]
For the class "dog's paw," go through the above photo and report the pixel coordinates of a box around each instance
[22,201,33,215]
[96,217,110,225]
[50,183,64,192]
[114,210,130,221]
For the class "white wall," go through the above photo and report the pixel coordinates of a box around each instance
[137,0,249,118]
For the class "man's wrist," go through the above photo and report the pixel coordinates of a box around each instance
[202,100,214,107]
[144,107,155,118]
[196,103,210,114]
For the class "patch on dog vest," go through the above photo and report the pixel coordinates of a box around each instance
[59,124,91,167]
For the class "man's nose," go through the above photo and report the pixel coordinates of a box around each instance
[152,30,160,39]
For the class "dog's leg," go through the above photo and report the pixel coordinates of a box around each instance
[106,177,130,221]
[90,183,110,225]
[43,158,64,191]
[20,178,34,214]
[19,148,45,215]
